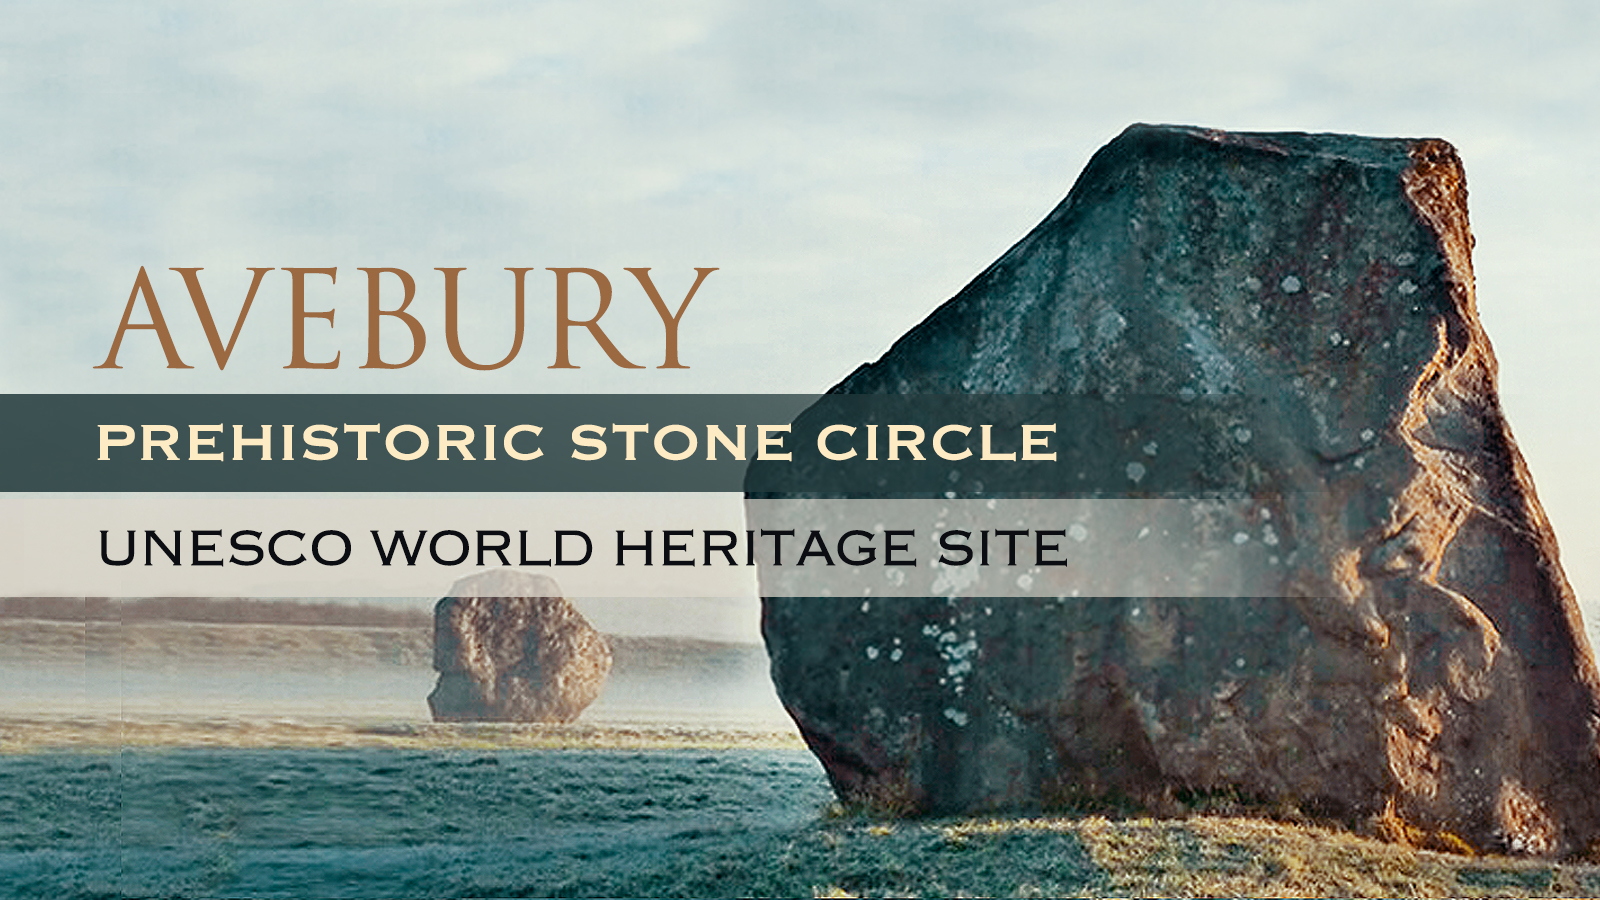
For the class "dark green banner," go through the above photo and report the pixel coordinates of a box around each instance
[1,393,1277,494]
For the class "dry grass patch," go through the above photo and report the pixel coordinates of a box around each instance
[796,814,1600,898]
[1074,815,1591,898]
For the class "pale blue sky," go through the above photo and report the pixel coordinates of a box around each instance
[3,0,1598,628]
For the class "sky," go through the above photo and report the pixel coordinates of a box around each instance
[3,0,1598,638]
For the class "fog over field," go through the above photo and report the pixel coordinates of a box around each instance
[0,599,788,731]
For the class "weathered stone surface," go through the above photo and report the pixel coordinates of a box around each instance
[755,124,1600,856]
[428,570,611,722]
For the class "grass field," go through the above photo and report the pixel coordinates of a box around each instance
[5,605,1600,896]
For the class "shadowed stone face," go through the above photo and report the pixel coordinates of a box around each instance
[428,570,611,723]
[754,124,1600,857]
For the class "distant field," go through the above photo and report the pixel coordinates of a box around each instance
[0,717,804,752]
[0,597,765,674]
[0,616,433,667]
[0,596,791,733]
[0,596,432,629]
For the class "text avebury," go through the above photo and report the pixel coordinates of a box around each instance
[96,266,715,371]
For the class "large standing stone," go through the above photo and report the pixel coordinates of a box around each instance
[428,570,611,722]
[755,125,1600,856]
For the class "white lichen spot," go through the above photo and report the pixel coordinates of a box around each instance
[1281,275,1302,293]
[1137,526,1151,540]
[1143,441,1158,456]
[931,553,981,598]
[1235,657,1247,669]
[886,568,906,587]
[1130,605,1142,617]
[1262,524,1279,547]
[944,707,969,727]
[1269,555,1280,566]
[1360,429,1375,442]
[865,646,879,660]
[1233,532,1250,545]
[1329,330,1343,346]
[1017,574,1034,590]
[890,648,903,662]
[1179,317,1239,395]
[861,601,871,613]
[948,470,961,483]
[935,633,981,696]
[1243,276,1262,291]
[1126,461,1146,484]
[1395,252,1417,266]
[1233,427,1252,444]
[1398,279,1418,296]
[1095,308,1128,344]
[1068,524,1089,542]
[1354,456,1366,470]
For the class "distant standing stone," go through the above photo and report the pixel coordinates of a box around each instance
[756,124,1600,857]
[428,571,611,723]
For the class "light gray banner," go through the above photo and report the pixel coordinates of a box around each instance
[2,495,1285,599]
